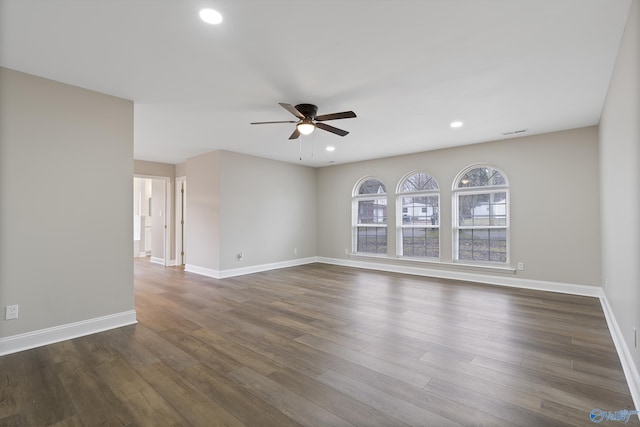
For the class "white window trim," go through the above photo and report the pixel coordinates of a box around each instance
[395,171,440,259]
[452,165,510,265]
[352,177,388,255]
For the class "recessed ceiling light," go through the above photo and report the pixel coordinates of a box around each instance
[450,121,463,128]
[326,146,336,152]
[199,9,223,25]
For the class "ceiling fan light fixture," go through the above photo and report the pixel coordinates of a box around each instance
[297,120,315,135]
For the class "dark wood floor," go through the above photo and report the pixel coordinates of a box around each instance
[1,259,637,426]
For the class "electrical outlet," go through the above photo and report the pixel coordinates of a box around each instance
[237,252,244,261]
[517,262,524,271]
[634,327,637,348]
[5,305,19,320]
[345,248,349,255]
[294,248,298,255]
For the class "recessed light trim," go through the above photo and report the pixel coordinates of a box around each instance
[199,9,223,25]
[450,121,463,128]
[326,146,336,152]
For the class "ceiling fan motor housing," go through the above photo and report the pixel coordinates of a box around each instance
[295,104,318,119]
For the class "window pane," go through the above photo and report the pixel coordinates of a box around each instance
[458,228,506,262]
[358,199,387,224]
[401,196,438,225]
[401,173,438,192]
[357,227,387,254]
[358,179,386,195]
[458,167,506,188]
[458,192,506,226]
[403,228,439,257]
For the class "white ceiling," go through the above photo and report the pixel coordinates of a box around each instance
[0,0,631,167]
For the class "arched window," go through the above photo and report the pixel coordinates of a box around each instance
[453,165,509,263]
[396,172,439,258]
[352,177,387,255]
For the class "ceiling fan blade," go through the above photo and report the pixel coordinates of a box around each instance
[250,120,297,125]
[288,128,301,140]
[315,122,349,137]
[279,103,305,119]
[315,111,357,121]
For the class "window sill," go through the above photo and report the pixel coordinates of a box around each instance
[349,253,516,274]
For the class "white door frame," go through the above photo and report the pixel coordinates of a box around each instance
[175,176,186,265]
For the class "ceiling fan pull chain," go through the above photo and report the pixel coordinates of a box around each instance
[299,137,302,161]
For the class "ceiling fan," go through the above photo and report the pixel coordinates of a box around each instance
[251,103,357,140]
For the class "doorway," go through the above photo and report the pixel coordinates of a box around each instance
[133,176,169,265]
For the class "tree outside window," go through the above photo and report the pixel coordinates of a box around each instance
[453,166,509,263]
[397,172,440,258]
[353,178,387,255]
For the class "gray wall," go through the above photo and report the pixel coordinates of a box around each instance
[218,151,317,270]
[600,0,640,376]
[0,67,134,337]
[317,126,602,286]
[134,160,175,179]
[185,150,221,271]
[185,150,317,273]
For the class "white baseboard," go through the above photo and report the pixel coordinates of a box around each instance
[600,294,640,411]
[150,256,164,265]
[316,256,602,297]
[185,257,318,280]
[184,264,221,278]
[0,310,137,356]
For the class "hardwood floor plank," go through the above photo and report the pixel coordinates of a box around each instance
[504,354,631,396]
[316,369,462,427]
[425,377,574,427]
[55,350,137,426]
[295,334,432,388]
[121,323,200,372]
[137,362,246,427]
[94,357,190,426]
[181,363,302,427]
[95,325,161,369]
[48,414,84,427]
[158,327,243,374]
[369,373,508,426]
[190,327,280,376]
[227,366,356,427]
[0,348,74,426]
[267,367,411,427]
[225,328,381,384]
[470,354,636,410]
[1,259,636,427]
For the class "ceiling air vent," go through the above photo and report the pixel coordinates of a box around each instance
[502,129,529,136]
